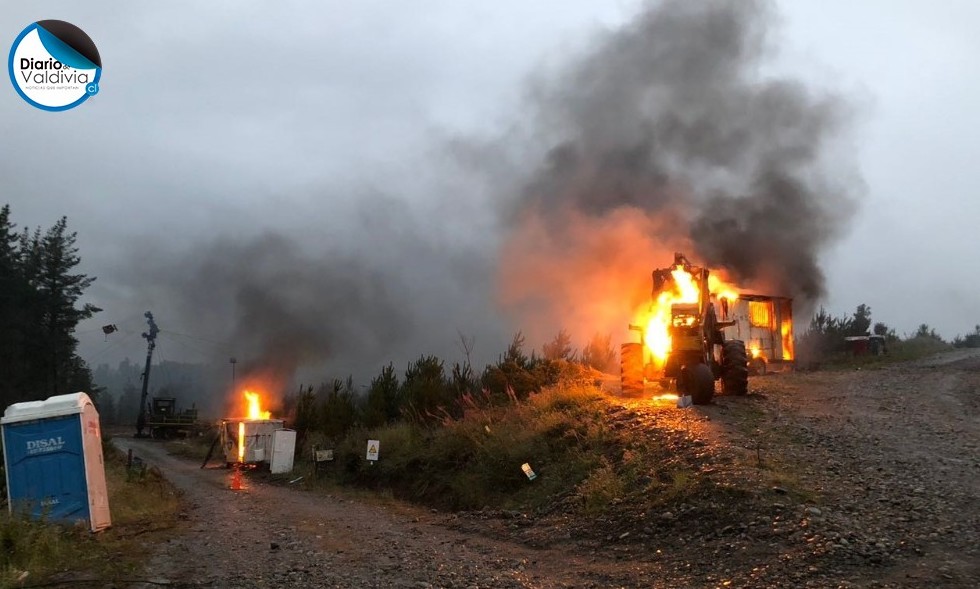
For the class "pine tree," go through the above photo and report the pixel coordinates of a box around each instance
[0,206,29,404]
[363,363,400,428]
[850,304,872,336]
[34,217,101,396]
[0,209,100,405]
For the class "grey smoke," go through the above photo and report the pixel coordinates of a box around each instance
[103,0,860,393]
[112,195,505,396]
[507,0,859,308]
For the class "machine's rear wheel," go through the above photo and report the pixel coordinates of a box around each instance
[722,340,749,396]
[621,343,644,395]
[689,363,715,405]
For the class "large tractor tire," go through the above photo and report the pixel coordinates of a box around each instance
[721,339,749,396]
[621,343,644,395]
[688,363,715,405]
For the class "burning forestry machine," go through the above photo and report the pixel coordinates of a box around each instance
[622,253,748,404]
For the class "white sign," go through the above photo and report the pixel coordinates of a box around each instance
[366,439,380,461]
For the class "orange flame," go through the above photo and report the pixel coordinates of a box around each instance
[708,274,739,303]
[237,421,245,463]
[244,390,271,420]
[640,265,693,363]
[781,317,795,360]
[637,265,741,364]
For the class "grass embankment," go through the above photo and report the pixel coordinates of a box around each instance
[306,378,757,526]
[173,382,621,511]
[171,377,772,530]
[0,441,181,587]
[329,382,617,511]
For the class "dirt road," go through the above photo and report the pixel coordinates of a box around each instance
[113,349,980,588]
[111,438,621,589]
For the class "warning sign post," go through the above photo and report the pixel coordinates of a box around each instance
[366,439,380,461]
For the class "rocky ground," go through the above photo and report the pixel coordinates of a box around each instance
[111,349,979,588]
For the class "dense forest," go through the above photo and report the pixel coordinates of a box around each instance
[0,205,99,409]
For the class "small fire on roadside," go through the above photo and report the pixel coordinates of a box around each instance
[651,392,680,405]
[237,390,272,463]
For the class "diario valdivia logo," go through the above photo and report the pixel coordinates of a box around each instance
[8,20,101,111]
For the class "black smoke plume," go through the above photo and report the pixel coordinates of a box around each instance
[499,0,860,338]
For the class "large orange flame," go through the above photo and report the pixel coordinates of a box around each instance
[637,265,740,364]
[708,274,739,303]
[781,316,795,360]
[244,390,271,420]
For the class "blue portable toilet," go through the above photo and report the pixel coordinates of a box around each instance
[2,392,111,531]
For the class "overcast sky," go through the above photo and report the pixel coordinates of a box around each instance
[3,1,979,376]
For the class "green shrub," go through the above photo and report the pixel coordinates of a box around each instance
[401,355,452,424]
[319,377,358,440]
[361,363,401,428]
[327,379,611,511]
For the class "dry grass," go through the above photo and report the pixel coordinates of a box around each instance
[576,457,624,514]
[319,379,614,511]
[0,441,182,587]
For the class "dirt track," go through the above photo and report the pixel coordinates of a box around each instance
[113,349,980,588]
[111,440,608,589]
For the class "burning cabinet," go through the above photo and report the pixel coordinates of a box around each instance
[220,418,285,466]
[726,295,794,374]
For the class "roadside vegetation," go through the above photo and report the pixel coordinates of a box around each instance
[174,331,629,513]
[172,330,765,528]
[794,303,968,369]
[0,442,181,587]
[328,373,613,510]
[176,329,733,519]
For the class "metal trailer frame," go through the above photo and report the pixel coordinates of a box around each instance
[725,294,795,374]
